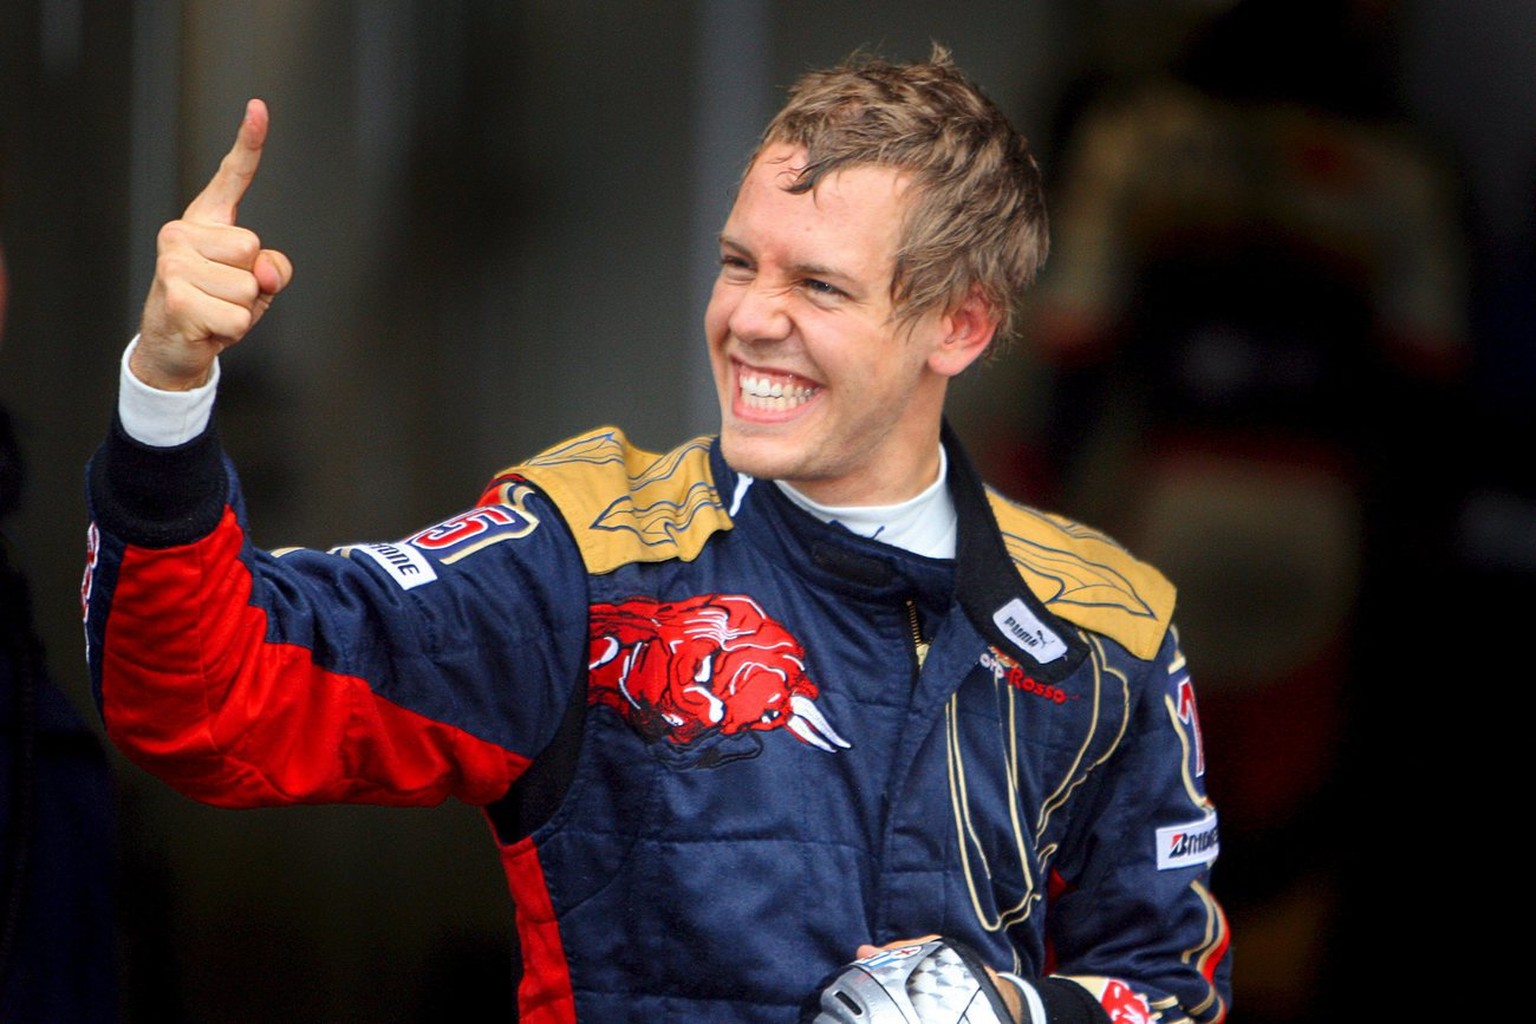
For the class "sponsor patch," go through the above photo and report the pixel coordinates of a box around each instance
[1156,813,1220,871]
[352,541,439,590]
[991,597,1068,663]
[406,494,539,563]
[979,648,1071,705]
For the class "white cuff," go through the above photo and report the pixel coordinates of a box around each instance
[998,972,1048,1024]
[118,337,220,447]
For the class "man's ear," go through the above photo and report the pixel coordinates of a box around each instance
[928,285,999,378]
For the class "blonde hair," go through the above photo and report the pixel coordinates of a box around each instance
[757,45,1048,347]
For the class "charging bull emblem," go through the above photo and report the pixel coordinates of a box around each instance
[588,595,850,762]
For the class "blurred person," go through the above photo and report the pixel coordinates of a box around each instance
[1027,1,1466,1018]
[83,50,1229,1022]
[1,239,117,1021]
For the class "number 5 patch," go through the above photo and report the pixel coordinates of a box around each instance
[406,485,541,564]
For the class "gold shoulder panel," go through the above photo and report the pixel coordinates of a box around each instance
[499,427,732,575]
[986,492,1176,660]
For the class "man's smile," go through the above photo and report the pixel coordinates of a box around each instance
[734,360,822,416]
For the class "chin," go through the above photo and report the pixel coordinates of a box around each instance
[718,427,803,483]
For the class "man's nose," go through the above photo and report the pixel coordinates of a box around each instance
[727,279,792,344]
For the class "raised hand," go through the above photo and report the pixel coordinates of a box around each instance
[133,98,293,390]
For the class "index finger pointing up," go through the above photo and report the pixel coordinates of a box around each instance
[183,98,270,225]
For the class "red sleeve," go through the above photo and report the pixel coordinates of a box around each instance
[100,510,531,807]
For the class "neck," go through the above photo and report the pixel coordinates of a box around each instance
[790,435,943,507]
[775,445,956,558]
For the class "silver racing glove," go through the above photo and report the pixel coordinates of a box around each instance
[801,937,1038,1024]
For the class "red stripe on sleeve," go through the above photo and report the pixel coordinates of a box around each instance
[101,508,528,808]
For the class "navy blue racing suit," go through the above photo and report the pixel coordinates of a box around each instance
[84,418,1230,1022]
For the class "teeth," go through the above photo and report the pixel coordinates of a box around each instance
[739,372,817,411]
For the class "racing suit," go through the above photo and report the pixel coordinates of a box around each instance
[84,416,1230,1023]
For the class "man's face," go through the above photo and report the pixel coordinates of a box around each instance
[705,143,979,506]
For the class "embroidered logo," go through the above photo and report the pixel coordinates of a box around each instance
[344,491,539,590]
[991,597,1068,663]
[979,648,1070,705]
[1156,813,1220,871]
[588,594,849,767]
[351,542,438,590]
[406,491,539,564]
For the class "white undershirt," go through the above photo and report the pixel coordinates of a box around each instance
[118,339,219,447]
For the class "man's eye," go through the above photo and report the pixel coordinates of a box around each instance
[803,278,844,299]
[720,254,752,273]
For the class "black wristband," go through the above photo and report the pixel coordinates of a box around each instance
[87,414,228,548]
[1036,977,1113,1024]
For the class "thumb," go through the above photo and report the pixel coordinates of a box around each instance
[253,248,293,297]
[249,248,293,327]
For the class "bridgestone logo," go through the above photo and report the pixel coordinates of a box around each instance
[1156,813,1220,871]
[352,542,439,590]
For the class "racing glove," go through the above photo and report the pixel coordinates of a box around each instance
[801,937,1114,1024]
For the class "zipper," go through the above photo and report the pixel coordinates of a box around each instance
[905,599,929,671]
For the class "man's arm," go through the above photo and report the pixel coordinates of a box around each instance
[84,102,590,811]
[1043,629,1231,1024]
[84,438,591,809]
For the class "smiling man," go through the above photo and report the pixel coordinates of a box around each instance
[85,49,1229,1023]
[709,143,986,506]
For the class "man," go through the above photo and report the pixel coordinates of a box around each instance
[85,50,1229,1022]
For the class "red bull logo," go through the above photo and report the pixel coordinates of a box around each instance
[588,594,849,760]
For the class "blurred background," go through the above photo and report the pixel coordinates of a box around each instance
[1,1,1530,1020]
